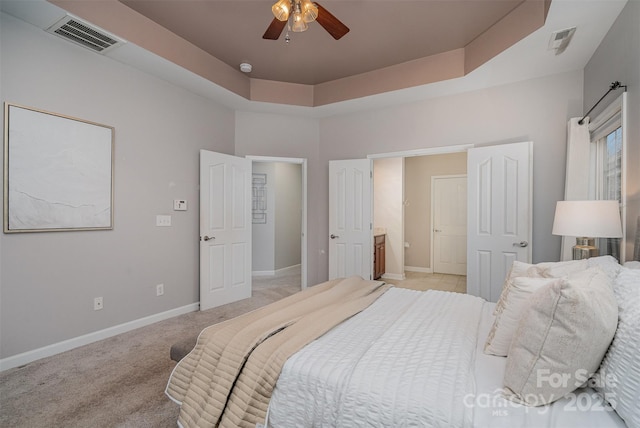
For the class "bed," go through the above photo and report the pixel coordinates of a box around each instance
[166,257,639,428]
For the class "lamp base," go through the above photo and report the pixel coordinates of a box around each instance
[572,237,599,260]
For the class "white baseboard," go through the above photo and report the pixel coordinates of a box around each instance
[253,264,301,277]
[0,302,200,372]
[381,272,405,281]
[252,270,275,276]
[276,264,301,275]
[405,266,433,273]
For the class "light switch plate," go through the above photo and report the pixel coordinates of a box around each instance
[156,215,171,226]
[173,199,187,211]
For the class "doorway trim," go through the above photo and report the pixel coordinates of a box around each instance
[367,144,473,160]
[246,155,308,289]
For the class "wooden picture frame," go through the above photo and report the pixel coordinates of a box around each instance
[3,103,114,233]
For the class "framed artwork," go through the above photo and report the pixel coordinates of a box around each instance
[3,103,114,233]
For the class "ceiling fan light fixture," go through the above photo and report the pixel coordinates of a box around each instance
[301,0,318,23]
[272,0,291,21]
[291,9,308,32]
[263,0,348,41]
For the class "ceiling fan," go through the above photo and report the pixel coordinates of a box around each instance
[263,0,350,41]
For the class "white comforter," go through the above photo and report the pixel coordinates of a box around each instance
[267,288,485,427]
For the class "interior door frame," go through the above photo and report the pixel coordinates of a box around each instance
[368,144,473,276]
[430,174,468,274]
[246,155,308,289]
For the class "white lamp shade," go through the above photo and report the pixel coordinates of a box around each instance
[552,200,623,238]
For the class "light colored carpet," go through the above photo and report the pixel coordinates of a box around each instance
[2,268,466,427]
[0,278,300,428]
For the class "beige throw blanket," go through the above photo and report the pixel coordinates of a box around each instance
[166,276,390,428]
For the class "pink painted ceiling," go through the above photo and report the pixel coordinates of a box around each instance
[49,0,550,106]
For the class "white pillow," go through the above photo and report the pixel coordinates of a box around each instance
[535,258,588,278]
[623,260,640,269]
[587,255,622,280]
[493,261,539,315]
[594,267,640,427]
[484,277,562,356]
[494,259,586,315]
[503,267,618,406]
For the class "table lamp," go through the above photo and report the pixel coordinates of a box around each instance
[552,200,623,260]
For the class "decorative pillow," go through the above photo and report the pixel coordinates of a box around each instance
[503,267,618,406]
[485,277,562,356]
[535,258,588,278]
[594,267,640,427]
[493,261,539,315]
[494,259,586,315]
[623,260,640,269]
[587,255,622,280]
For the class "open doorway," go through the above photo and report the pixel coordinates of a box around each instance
[372,151,467,293]
[249,157,307,293]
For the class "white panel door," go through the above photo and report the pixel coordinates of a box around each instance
[200,150,252,310]
[433,175,467,275]
[329,159,372,280]
[467,142,532,302]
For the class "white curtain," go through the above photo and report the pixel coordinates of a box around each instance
[560,117,591,261]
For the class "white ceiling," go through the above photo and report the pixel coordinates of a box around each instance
[0,0,628,117]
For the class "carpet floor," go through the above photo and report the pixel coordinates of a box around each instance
[0,269,460,427]
[0,278,300,428]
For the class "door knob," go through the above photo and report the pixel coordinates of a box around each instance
[513,241,528,247]
[434,229,442,232]
[202,235,214,241]
[330,234,340,239]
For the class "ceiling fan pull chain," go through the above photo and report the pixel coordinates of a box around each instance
[285,20,291,44]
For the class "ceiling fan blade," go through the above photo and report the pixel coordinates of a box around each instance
[315,2,349,40]
[263,18,287,40]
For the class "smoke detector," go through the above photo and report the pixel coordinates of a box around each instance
[239,63,253,73]
[548,27,576,55]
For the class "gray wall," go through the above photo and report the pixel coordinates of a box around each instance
[251,162,302,273]
[317,71,584,279]
[251,163,276,272]
[234,111,321,284]
[583,0,640,261]
[274,163,302,270]
[0,13,235,358]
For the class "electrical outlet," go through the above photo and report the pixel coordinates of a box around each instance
[156,283,164,296]
[94,297,103,311]
[156,215,171,227]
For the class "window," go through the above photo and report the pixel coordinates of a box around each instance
[589,93,626,260]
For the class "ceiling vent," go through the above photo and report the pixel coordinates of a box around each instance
[548,27,576,55]
[46,15,125,54]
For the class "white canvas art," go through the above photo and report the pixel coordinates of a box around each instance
[4,104,114,232]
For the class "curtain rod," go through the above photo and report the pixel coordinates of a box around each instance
[578,81,627,125]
